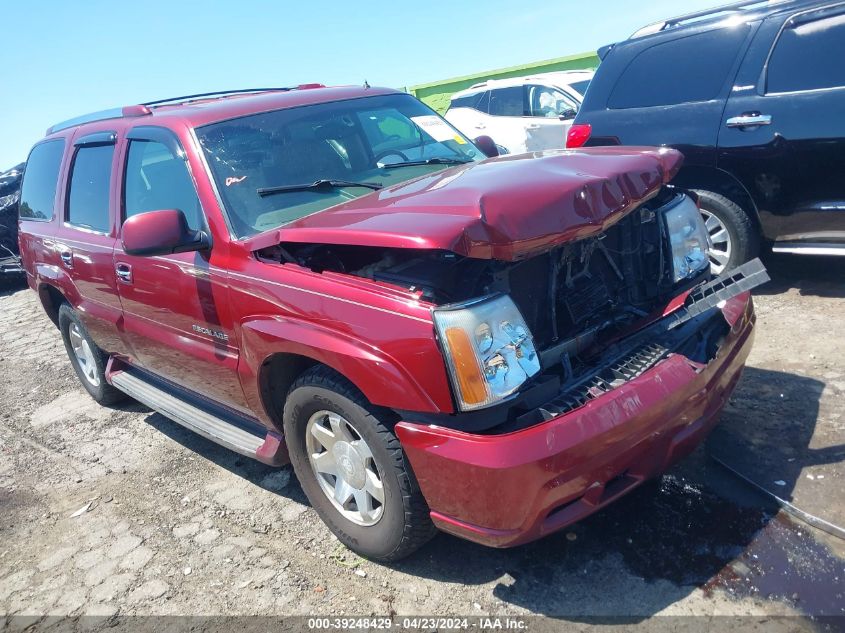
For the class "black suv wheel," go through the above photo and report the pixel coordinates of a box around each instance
[693,190,759,274]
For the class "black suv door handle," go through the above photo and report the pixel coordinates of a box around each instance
[726,113,772,129]
[115,262,133,284]
[60,250,73,268]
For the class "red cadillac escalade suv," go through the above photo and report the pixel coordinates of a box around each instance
[17,85,765,561]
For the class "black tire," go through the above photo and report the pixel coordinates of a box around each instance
[693,189,759,272]
[58,304,125,405]
[283,365,436,561]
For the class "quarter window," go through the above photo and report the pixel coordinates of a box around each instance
[489,87,526,116]
[448,91,490,113]
[124,140,202,230]
[19,140,65,221]
[608,26,750,108]
[67,144,114,233]
[767,12,845,93]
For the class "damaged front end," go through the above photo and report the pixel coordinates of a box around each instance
[255,185,768,431]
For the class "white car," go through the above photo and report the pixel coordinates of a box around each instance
[444,71,594,155]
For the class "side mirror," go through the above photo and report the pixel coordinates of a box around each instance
[559,108,578,121]
[122,209,210,256]
[473,135,499,158]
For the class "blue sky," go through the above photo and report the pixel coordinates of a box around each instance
[1,0,720,170]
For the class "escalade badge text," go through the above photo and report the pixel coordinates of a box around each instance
[192,324,229,342]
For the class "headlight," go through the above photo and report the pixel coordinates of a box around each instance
[663,195,711,282]
[433,295,541,411]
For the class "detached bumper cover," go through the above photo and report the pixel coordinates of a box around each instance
[395,293,755,547]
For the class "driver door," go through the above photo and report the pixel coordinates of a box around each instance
[524,84,577,151]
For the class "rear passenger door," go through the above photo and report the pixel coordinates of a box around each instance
[113,126,248,411]
[59,131,126,353]
[486,86,531,154]
[718,4,845,246]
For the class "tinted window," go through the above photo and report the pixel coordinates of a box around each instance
[569,79,591,96]
[608,26,749,108]
[67,144,114,232]
[489,87,525,116]
[124,140,202,230]
[767,13,845,93]
[448,91,489,113]
[19,140,65,221]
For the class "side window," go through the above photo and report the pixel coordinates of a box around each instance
[527,85,578,117]
[67,144,114,233]
[19,140,65,221]
[124,140,202,230]
[608,26,750,108]
[767,12,845,93]
[488,87,525,117]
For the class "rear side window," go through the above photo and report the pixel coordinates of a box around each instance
[19,140,65,221]
[489,87,525,116]
[67,145,114,233]
[767,12,845,93]
[124,140,202,230]
[448,91,489,113]
[608,26,749,108]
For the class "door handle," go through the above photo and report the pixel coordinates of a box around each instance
[60,251,73,268]
[726,113,772,128]
[474,124,486,129]
[526,124,541,130]
[115,262,132,284]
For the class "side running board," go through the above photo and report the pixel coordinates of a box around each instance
[107,362,288,466]
[668,258,769,329]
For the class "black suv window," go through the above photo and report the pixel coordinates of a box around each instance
[767,12,845,93]
[124,140,202,230]
[609,26,749,108]
[19,140,65,221]
[67,144,114,233]
[448,91,489,113]
[489,87,525,116]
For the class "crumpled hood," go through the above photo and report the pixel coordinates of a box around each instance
[246,147,683,261]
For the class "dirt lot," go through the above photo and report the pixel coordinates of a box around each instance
[1,253,844,630]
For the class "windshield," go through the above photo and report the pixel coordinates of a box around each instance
[196,93,485,238]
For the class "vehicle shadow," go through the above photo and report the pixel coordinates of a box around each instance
[756,251,845,298]
[0,277,27,298]
[122,366,840,620]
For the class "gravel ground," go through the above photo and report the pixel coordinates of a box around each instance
[0,253,843,630]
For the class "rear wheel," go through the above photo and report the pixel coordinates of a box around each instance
[283,365,436,561]
[693,189,759,274]
[58,304,124,405]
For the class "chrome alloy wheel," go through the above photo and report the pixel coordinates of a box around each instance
[68,322,100,387]
[305,410,385,526]
[700,208,732,274]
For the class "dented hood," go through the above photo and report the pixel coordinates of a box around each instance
[245,147,683,261]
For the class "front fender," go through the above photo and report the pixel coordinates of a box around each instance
[238,315,445,424]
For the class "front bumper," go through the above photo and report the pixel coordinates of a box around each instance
[395,293,756,547]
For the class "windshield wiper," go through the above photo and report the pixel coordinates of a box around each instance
[379,157,473,169]
[258,179,383,197]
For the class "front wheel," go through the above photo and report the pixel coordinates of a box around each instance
[283,366,436,561]
[693,189,759,274]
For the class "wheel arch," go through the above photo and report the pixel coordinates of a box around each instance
[241,316,444,431]
[37,282,68,328]
[672,165,762,231]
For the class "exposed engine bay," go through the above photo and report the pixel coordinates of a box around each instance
[256,188,767,432]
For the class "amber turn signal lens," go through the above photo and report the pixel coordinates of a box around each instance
[444,327,488,405]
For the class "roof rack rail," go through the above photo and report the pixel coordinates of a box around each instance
[630,0,795,38]
[46,105,151,135]
[141,87,296,107]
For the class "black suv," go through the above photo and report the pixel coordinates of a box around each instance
[568,0,845,272]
